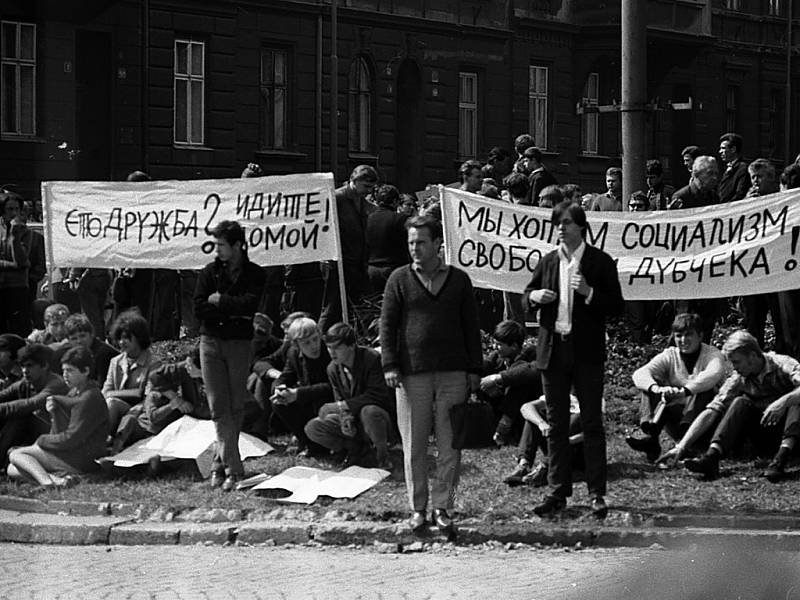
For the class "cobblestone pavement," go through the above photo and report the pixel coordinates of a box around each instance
[2,543,799,600]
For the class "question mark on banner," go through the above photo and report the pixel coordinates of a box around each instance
[201,193,221,254]
[785,225,800,272]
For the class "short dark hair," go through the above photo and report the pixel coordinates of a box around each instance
[645,159,663,176]
[212,220,246,249]
[781,164,800,190]
[61,345,93,372]
[492,320,526,347]
[148,365,180,392]
[459,159,483,181]
[0,191,22,213]
[17,343,53,367]
[323,322,357,347]
[350,164,379,183]
[551,201,587,238]
[64,313,94,337]
[373,184,400,208]
[487,147,509,162]
[629,190,648,207]
[719,132,743,154]
[514,133,535,156]
[110,309,152,350]
[672,313,703,335]
[539,185,563,207]
[0,333,26,360]
[406,214,443,241]
[681,145,702,160]
[503,172,530,199]
[522,146,543,163]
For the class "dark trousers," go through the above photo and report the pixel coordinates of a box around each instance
[541,335,606,498]
[518,408,582,465]
[0,415,49,468]
[272,396,327,454]
[318,262,369,333]
[742,294,771,350]
[712,395,800,458]
[638,389,715,442]
[0,286,31,337]
[76,270,111,340]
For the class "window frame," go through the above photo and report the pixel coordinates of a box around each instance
[725,85,739,134]
[1,20,37,138]
[726,0,742,11]
[768,0,783,16]
[259,47,290,151]
[347,56,373,154]
[173,38,205,146]
[528,65,549,150]
[458,71,478,160]
[580,72,599,155]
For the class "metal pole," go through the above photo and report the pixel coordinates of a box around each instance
[621,0,647,202]
[331,0,338,178]
[785,0,793,164]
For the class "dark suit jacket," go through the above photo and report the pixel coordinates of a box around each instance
[524,244,624,370]
[526,168,558,206]
[326,346,396,424]
[717,160,750,204]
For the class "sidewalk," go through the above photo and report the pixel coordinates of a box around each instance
[2,494,799,550]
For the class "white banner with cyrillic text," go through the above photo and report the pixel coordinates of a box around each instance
[41,173,339,269]
[441,187,800,300]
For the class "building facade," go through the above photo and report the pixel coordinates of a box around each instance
[1,0,798,201]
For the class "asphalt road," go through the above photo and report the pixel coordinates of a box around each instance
[2,542,799,599]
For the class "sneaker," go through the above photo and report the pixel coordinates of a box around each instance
[521,463,548,487]
[503,461,531,486]
[533,494,566,518]
[684,452,720,480]
[625,435,661,463]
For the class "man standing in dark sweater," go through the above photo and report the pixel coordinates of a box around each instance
[380,215,482,534]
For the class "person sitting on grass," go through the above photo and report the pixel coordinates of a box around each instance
[103,309,161,436]
[0,333,26,390]
[55,313,119,385]
[247,311,311,439]
[304,323,397,469]
[480,320,541,447]
[0,344,69,467]
[661,331,800,483]
[109,361,198,455]
[271,317,333,457]
[7,346,109,487]
[503,391,586,487]
[626,313,728,462]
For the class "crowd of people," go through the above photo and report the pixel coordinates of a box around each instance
[0,128,799,533]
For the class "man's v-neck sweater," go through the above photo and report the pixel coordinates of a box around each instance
[380,264,482,376]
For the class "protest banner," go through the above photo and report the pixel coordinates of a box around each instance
[440,187,800,300]
[41,172,340,270]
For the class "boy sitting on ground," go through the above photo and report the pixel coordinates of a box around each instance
[8,346,108,487]
[503,392,586,487]
[480,320,541,446]
[0,344,69,467]
[626,313,728,462]
[304,323,397,469]
[55,313,119,385]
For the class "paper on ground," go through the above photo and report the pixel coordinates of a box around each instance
[252,465,389,504]
[105,416,273,477]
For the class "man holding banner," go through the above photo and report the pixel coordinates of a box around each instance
[524,201,624,519]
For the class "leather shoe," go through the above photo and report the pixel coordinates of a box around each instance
[533,495,566,518]
[521,463,548,487]
[221,474,242,492]
[503,462,531,487]
[684,452,720,480]
[209,470,225,488]
[591,496,608,519]
[432,508,454,531]
[408,511,427,532]
[762,459,786,483]
[625,435,661,463]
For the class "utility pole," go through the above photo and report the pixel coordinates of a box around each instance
[621,0,647,202]
[331,0,338,179]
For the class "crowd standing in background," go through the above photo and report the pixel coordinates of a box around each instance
[1,130,800,534]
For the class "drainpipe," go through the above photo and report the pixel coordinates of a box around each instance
[141,0,150,172]
[331,0,338,178]
[621,0,646,203]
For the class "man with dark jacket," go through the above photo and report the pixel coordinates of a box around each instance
[305,322,396,468]
[194,220,266,491]
[524,201,624,519]
[718,132,750,204]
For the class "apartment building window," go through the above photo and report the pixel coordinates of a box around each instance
[1,21,36,136]
[769,0,783,16]
[260,48,288,150]
[458,71,478,159]
[580,72,599,154]
[725,86,739,133]
[348,57,372,153]
[529,65,548,150]
[726,0,741,11]
[174,38,205,145]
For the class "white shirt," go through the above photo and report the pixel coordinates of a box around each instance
[554,241,586,335]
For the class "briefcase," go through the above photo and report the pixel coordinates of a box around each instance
[450,399,495,449]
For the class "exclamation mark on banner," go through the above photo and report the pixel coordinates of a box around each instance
[786,226,800,271]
